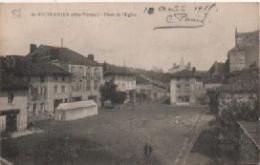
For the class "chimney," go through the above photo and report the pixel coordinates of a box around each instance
[30,44,37,53]
[87,54,94,61]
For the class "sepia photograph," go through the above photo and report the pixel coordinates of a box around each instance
[0,2,259,165]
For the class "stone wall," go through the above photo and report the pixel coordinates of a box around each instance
[239,127,260,164]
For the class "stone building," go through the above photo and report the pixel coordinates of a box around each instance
[168,57,191,74]
[103,64,136,92]
[203,61,228,90]
[228,30,259,72]
[228,47,246,72]
[26,44,103,104]
[170,70,204,105]
[0,57,29,134]
[2,55,71,116]
[136,74,168,102]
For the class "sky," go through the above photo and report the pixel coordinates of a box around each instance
[0,3,259,71]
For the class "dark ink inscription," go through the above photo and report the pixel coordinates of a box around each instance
[152,3,217,30]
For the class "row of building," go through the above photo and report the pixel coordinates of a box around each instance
[169,29,259,106]
[0,44,140,134]
[0,29,258,135]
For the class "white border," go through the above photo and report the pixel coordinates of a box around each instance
[0,0,259,3]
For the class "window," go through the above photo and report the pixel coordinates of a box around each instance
[31,87,39,101]
[40,75,45,83]
[71,66,75,73]
[54,85,58,93]
[61,85,66,93]
[72,97,82,102]
[40,103,45,112]
[86,81,91,91]
[54,75,58,81]
[94,81,99,90]
[184,96,190,102]
[177,96,182,102]
[8,92,14,104]
[33,104,37,116]
[40,87,45,95]
[62,76,65,81]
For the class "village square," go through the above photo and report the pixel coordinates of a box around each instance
[0,3,259,165]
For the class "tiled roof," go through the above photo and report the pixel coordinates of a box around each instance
[238,121,260,150]
[208,62,227,75]
[171,70,203,79]
[38,63,71,76]
[2,56,70,76]
[0,71,29,91]
[26,45,101,66]
[236,30,259,47]
[104,64,134,77]
[136,74,150,84]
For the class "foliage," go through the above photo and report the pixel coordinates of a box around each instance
[163,97,170,105]
[100,81,127,106]
[112,91,127,105]
[197,93,209,105]
[100,81,117,107]
[207,89,220,115]
[219,95,259,123]
[128,90,136,103]
[136,93,148,103]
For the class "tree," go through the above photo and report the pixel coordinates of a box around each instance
[112,91,127,105]
[100,81,127,106]
[100,81,117,107]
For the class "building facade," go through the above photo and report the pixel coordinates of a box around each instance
[228,48,246,72]
[103,64,136,92]
[136,74,168,103]
[2,56,72,116]
[170,70,204,105]
[26,44,103,105]
[68,63,103,103]
[0,58,29,134]
[26,73,71,116]
[136,84,167,102]
[228,30,259,72]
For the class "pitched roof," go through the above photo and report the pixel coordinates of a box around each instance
[171,70,203,79]
[136,74,150,84]
[208,62,226,74]
[236,30,259,47]
[0,70,29,91]
[26,45,101,66]
[2,55,70,76]
[104,64,134,77]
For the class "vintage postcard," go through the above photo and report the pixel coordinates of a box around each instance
[0,3,259,165]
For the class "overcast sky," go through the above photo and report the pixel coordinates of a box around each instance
[0,3,258,71]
